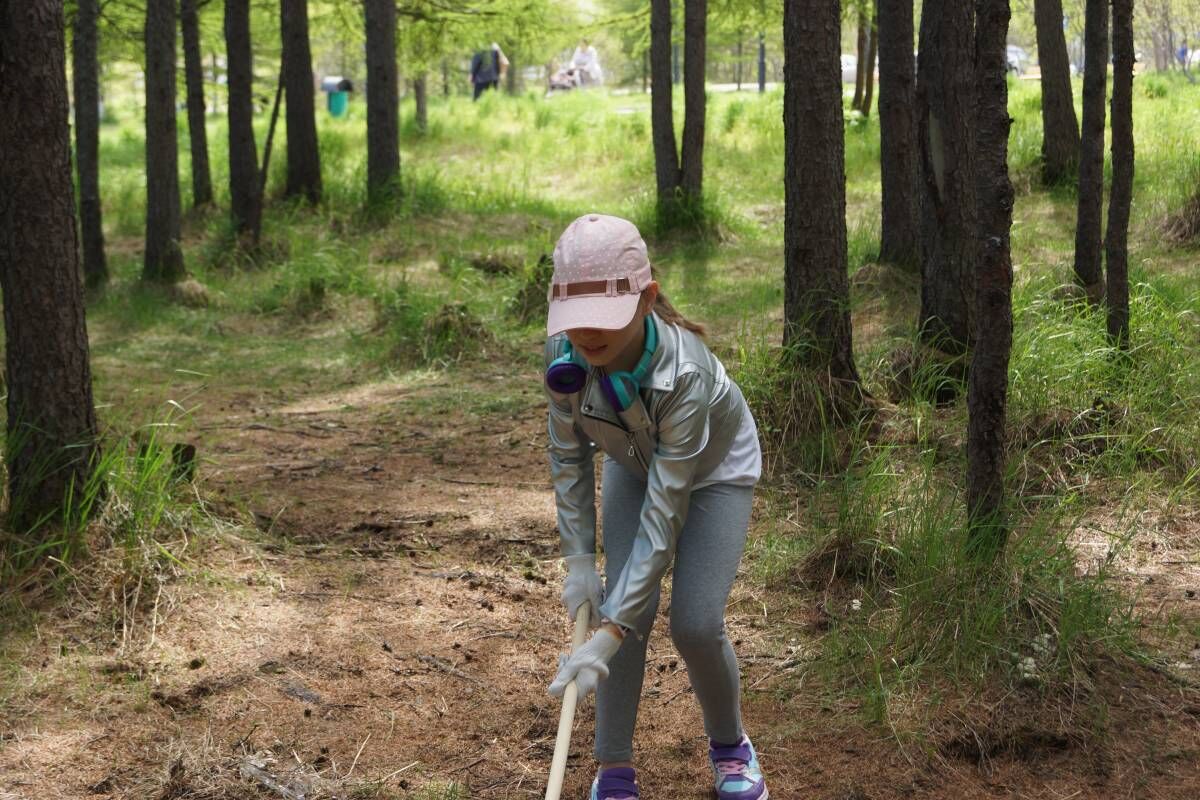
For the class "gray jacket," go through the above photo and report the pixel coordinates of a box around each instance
[544,313,749,631]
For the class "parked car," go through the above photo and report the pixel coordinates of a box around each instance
[841,53,879,84]
[841,54,857,83]
[1006,45,1029,75]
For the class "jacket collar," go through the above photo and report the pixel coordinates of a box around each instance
[578,312,678,424]
[641,311,679,391]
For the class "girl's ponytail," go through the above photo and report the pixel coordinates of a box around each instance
[652,291,707,337]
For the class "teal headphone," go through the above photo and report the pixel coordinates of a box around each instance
[545,316,658,412]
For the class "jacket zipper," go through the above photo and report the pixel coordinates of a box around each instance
[626,431,649,471]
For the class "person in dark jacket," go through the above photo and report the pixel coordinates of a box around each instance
[470,42,508,100]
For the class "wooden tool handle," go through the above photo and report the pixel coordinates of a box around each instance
[544,602,592,800]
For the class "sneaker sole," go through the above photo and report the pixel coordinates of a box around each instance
[712,790,768,800]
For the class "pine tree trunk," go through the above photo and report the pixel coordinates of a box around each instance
[506,52,518,94]
[650,0,681,205]
[916,0,977,354]
[1106,0,1134,349]
[878,0,920,270]
[282,0,322,204]
[1072,0,1108,299]
[862,6,878,118]
[414,73,428,133]
[144,0,186,280]
[211,51,221,114]
[181,0,213,208]
[225,0,262,240]
[968,0,1015,551]
[679,0,707,200]
[783,0,862,389]
[736,36,743,90]
[1034,0,1080,184]
[758,32,767,92]
[853,10,868,111]
[0,0,101,531]
[364,0,400,202]
[73,0,108,289]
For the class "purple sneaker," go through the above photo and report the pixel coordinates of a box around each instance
[709,736,768,800]
[590,766,639,800]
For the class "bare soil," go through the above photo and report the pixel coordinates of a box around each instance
[2,364,1199,800]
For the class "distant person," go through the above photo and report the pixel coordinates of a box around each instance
[470,42,509,101]
[1178,39,1190,68]
[570,38,604,87]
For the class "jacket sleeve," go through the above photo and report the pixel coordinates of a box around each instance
[545,342,597,557]
[599,369,712,632]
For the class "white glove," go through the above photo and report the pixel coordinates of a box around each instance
[561,554,603,630]
[548,627,623,699]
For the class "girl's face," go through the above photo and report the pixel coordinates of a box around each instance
[566,285,658,371]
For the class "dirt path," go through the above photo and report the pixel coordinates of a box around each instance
[2,368,1199,800]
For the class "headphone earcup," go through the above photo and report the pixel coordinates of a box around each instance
[546,358,588,395]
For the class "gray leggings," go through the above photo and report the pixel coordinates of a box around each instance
[595,458,754,763]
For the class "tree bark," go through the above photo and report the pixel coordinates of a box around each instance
[0,0,101,531]
[650,0,681,205]
[862,6,878,118]
[1034,0,1080,184]
[364,0,400,202]
[282,0,322,204]
[506,51,518,95]
[758,31,766,92]
[211,51,220,114]
[916,0,977,354]
[1151,27,1165,71]
[878,0,920,270]
[414,73,428,133]
[680,0,707,200]
[736,35,743,90]
[1072,0,1108,299]
[853,9,869,110]
[144,0,186,281]
[181,0,213,208]
[783,0,862,389]
[1106,0,1134,349]
[968,0,1015,551]
[73,0,108,290]
[225,0,263,240]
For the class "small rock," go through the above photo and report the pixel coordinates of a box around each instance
[170,278,211,308]
[1017,656,1041,685]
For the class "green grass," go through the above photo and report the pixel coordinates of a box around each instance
[0,406,202,613]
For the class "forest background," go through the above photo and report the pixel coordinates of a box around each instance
[1,0,1200,798]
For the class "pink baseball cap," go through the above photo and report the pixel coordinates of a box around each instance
[546,214,654,336]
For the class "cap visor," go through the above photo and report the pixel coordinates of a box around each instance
[546,293,641,337]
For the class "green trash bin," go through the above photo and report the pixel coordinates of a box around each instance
[321,77,354,117]
[327,91,348,117]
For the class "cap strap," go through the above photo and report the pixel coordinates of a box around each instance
[549,277,636,300]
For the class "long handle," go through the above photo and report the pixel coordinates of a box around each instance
[544,602,591,800]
